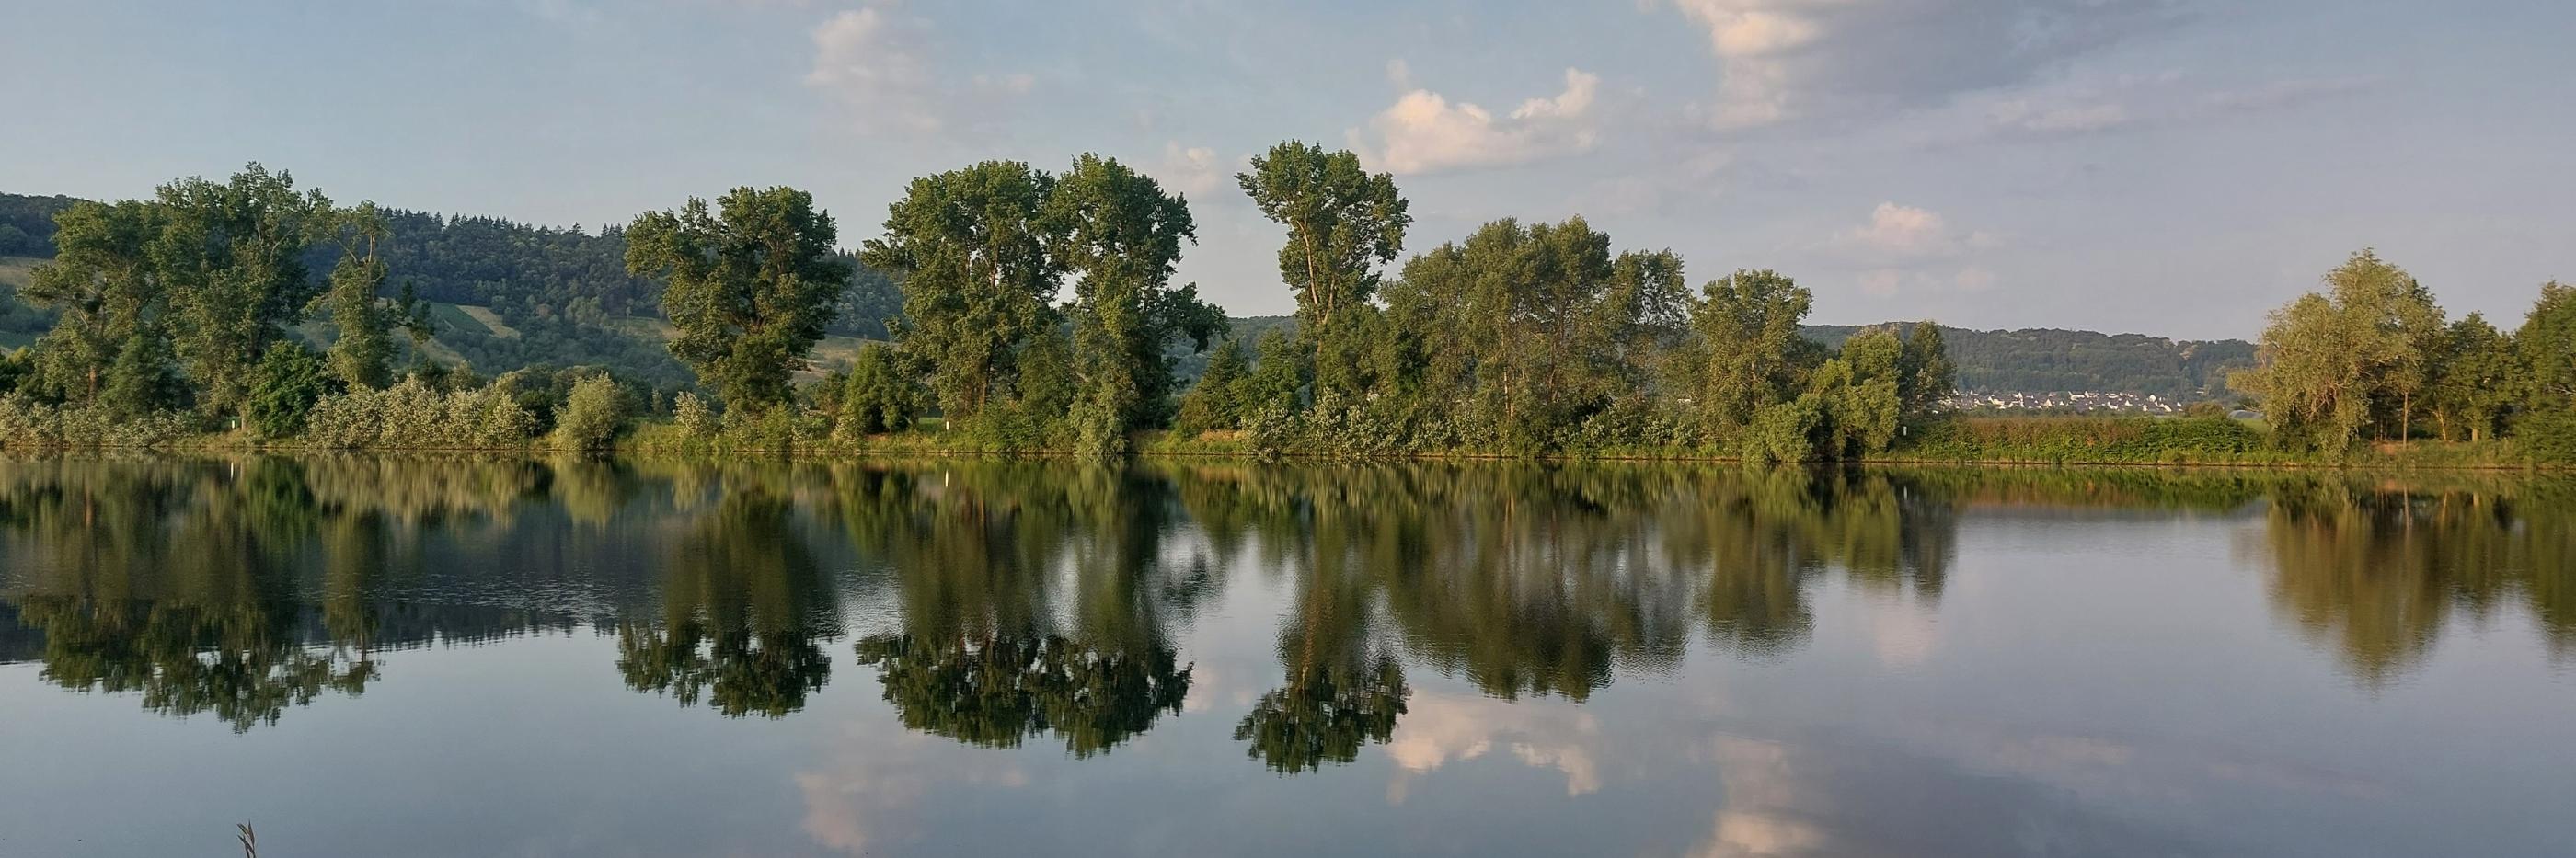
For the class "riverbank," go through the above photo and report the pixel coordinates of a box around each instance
[4,413,2565,472]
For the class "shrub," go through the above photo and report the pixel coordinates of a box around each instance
[301,377,537,450]
[0,393,196,448]
[673,392,716,438]
[247,342,340,439]
[550,372,628,452]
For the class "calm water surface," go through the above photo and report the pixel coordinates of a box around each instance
[0,456,2570,857]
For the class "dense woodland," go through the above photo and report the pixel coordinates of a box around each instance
[0,150,2566,463]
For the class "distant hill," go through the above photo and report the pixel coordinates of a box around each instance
[3,191,2255,400]
[1802,323,2252,400]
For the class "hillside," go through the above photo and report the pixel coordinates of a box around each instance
[3,191,2255,400]
[1802,323,2253,400]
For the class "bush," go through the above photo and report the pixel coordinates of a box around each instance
[301,377,538,450]
[0,394,196,448]
[550,372,627,452]
[247,342,340,439]
[673,392,716,438]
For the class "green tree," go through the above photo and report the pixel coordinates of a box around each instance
[2232,250,2436,451]
[2516,281,2576,460]
[862,162,1064,422]
[1682,269,1816,442]
[1237,142,1410,401]
[247,340,338,438]
[1378,216,1685,451]
[1043,154,1213,456]
[317,202,399,389]
[2426,313,2516,441]
[154,164,332,420]
[550,372,627,452]
[838,341,924,435]
[1171,336,1249,436]
[624,186,851,411]
[1900,321,1958,417]
[22,200,167,406]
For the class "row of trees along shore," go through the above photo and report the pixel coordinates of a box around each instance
[3,150,2569,463]
[627,142,1958,462]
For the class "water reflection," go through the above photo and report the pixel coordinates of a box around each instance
[839,464,1196,757]
[2255,478,2576,685]
[0,455,2569,745]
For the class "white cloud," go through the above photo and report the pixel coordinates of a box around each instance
[1353,67,1604,175]
[804,4,1032,135]
[1153,142,1226,198]
[1839,202,2001,258]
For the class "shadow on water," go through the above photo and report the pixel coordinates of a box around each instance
[0,454,2568,749]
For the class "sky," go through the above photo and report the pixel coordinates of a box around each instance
[4,0,2570,339]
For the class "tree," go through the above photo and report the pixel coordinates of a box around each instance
[550,372,627,452]
[317,202,399,390]
[1683,269,1815,442]
[2231,250,2433,451]
[1378,216,1685,450]
[1171,336,1249,436]
[155,164,332,420]
[2426,314,2516,441]
[1042,154,1210,456]
[838,341,924,435]
[247,340,338,438]
[1237,142,1410,400]
[1900,321,1958,417]
[2517,281,2576,461]
[23,200,167,408]
[862,162,1064,422]
[624,186,850,411]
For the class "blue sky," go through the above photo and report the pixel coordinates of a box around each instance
[5,0,2570,338]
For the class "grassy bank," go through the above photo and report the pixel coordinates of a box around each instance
[2,410,2563,473]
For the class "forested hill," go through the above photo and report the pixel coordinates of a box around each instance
[6,190,2249,399]
[0,191,903,390]
[1802,324,2253,399]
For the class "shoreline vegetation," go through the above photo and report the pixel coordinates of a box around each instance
[1,148,2569,470]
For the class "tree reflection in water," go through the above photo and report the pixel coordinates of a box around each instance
[0,454,2567,747]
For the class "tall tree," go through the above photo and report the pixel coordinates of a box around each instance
[22,200,169,408]
[1379,216,1684,450]
[1682,269,1816,441]
[625,186,850,411]
[317,201,398,389]
[1042,154,1214,455]
[1236,142,1410,401]
[2427,313,2516,441]
[862,162,1064,421]
[154,164,331,420]
[2517,281,2576,460]
[1899,322,1958,417]
[2232,250,2432,450]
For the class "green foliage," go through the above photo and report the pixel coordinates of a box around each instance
[673,391,716,438]
[0,392,194,448]
[625,186,850,411]
[2233,249,2444,450]
[155,164,333,418]
[863,161,1065,422]
[317,202,398,389]
[835,342,924,437]
[1903,416,2272,463]
[247,340,339,438]
[1237,142,1411,401]
[1170,336,1248,437]
[1046,154,1213,457]
[550,372,627,452]
[1682,269,1816,442]
[300,376,537,449]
